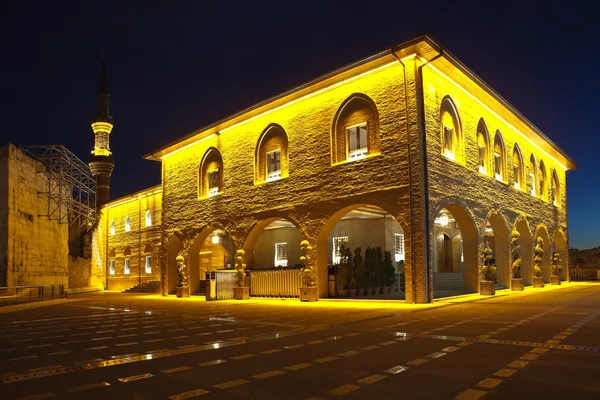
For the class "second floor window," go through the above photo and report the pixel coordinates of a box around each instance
[266,150,281,181]
[443,126,454,159]
[347,123,368,159]
[110,221,115,235]
[478,146,486,173]
[274,242,288,267]
[494,151,502,181]
[125,217,131,232]
[145,210,152,227]
[208,169,220,196]
[514,165,521,189]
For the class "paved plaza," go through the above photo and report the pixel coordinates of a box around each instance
[1,283,600,399]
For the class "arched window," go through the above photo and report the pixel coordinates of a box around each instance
[123,247,131,275]
[331,93,380,164]
[529,154,538,197]
[440,96,462,162]
[125,216,131,232]
[255,124,289,183]
[199,147,223,198]
[144,244,153,274]
[539,160,547,201]
[145,210,152,227]
[110,220,115,235]
[493,131,506,182]
[552,170,561,207]
[476,119,490,175]
[512,144,524,190]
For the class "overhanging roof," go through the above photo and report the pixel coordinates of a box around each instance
[144,34,577,170]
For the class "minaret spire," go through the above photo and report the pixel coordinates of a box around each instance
[89,55,115,206]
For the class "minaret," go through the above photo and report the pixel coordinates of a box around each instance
[89,55,115,206]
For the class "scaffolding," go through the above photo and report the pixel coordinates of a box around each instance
[22,145,96,229]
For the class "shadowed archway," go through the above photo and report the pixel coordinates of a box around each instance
[189,227,235,294]
[553,229,568,281]
[432,202,478,297]
[515,219,533,285]
[535,225,552,283]
[483,212,510,288]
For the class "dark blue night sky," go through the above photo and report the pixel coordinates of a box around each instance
[2,1,598,249]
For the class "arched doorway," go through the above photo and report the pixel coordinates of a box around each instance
[244,218,304,270]
[318,204,407,299]
[535,226,552,283]
[483,213,510,288]
[553,229,568,281]
[189,228,235,294]
[432,204,478,297]
[515,219,533,286]
[167,233,183,294]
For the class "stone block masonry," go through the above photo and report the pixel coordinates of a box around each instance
[0,144,69,287]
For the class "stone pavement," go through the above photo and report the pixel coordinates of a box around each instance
[1,283,600,399]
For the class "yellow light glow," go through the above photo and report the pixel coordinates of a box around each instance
[423,61,569,171]
[160,134,217,160]
[104,189,162,209]
[159,61,397,159]
[91,122,113,134]
[220,62,396,134]
[93,147,111,156]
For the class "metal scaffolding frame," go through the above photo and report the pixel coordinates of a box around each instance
[22,145,96,229]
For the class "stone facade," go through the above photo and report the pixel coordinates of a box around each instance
[94,36,575,302]
[92,186,162,291]
[0,144,69,287]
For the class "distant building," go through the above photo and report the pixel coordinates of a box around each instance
[94,35,576,302]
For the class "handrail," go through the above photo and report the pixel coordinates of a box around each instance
[0,284,65,307]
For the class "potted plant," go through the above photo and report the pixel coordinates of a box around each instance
[480,242,496,295]
[533,237,545,288]
[344,246,357,297]
[383,250,396,294]
[299,240,318,301]
[354,247,366,296]
[551,251,562,285]
[364,248,375,296]
[233,250,249,299]
[335,245,350,298]
[374,247,383,295]
[175,254,190,298]
[510,229,524,291]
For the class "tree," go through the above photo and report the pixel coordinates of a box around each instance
[480,241,496,282]
[552,252,562,277]
[382,250,396,286]
[511,229,521,279]
[534,237,544,278]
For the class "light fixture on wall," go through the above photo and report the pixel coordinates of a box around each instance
[212,234,220,244]
[435,211,449,227]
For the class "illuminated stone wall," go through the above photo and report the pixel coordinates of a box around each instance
[0,144,69,287]
[160,61,414,299]
[93,38,574,302]
[421,59,569,300]
[93,186,162,291]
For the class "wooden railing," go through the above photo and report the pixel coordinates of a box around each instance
[0,284,65,307]
[248,266,302,298]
